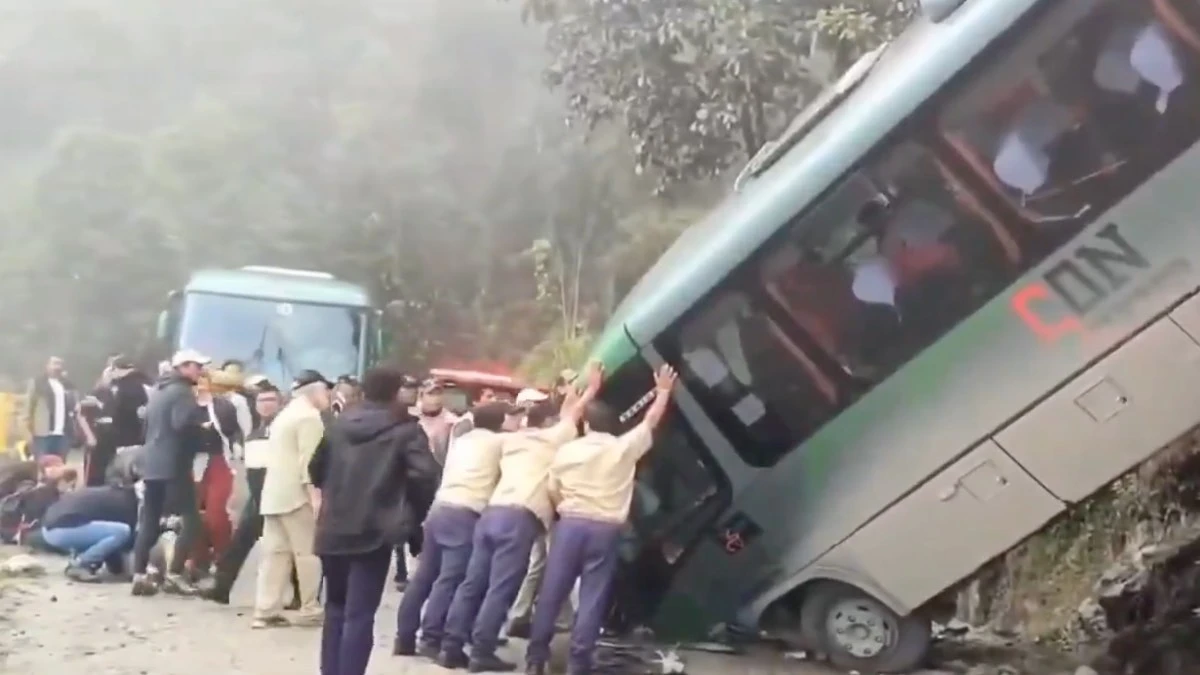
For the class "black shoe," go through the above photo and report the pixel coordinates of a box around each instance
[468,653,517,673]
[437,649,469,669]
[393,638,416,656]
[417,641,441,660]
[524,663,546,675]
[506,618,531,639]
[395,579,409,592]
[199,583,231,605]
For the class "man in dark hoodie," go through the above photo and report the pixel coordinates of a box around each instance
[130,349,210,597]
[313,366,440,675]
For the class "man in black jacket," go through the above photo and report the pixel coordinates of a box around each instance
[82,356,150,488]
[130,349,210,597]
[392,373,424,590]
[313,366,439,675]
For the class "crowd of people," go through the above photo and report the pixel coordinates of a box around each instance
[0,350,678,675]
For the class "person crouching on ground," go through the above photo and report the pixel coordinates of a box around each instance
[394,400,515,662]
[439,363,601,672]
[525,365,678,675]
[41,462,138,583]
[253,369,330,629]
[313,367,440,675]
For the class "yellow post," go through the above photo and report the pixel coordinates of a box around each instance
[0,392,13,458]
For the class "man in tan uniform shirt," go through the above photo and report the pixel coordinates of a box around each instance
[525,364,677,675]
[394,400,516,661]
[438,364,601,671]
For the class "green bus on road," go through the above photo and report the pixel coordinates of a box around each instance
[593,0,1200,671]
[157,266,383,385]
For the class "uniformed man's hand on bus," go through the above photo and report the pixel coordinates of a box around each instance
[654,365,678,394]
[584,360,604,394]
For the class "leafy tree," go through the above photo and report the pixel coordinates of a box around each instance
[513,0,915,190]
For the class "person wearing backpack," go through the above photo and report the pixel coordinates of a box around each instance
[2,463,78,547]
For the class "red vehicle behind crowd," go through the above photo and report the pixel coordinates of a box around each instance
[427,367,539,414]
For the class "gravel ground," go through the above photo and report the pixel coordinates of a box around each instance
[0,548,842,675]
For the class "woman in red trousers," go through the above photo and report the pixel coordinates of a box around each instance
[189,369,252,577]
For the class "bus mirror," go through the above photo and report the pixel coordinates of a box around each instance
[156,310,169,340]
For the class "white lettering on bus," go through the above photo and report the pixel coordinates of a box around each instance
[619,388,656,424]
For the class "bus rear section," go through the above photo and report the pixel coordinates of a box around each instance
[601,0,1200,672]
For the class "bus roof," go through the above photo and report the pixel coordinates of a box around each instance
[184,268,373,307]
[611,0,1039,347]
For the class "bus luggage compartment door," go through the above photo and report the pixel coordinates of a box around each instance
[995,318,1200,504]
[840,440,1061,613]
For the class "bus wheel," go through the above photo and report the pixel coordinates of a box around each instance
[799,581,931,673]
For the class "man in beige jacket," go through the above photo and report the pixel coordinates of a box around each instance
[254,369,331,628]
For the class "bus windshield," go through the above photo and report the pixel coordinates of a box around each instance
[178,292,366,384]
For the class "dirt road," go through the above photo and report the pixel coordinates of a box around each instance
[0,549,843,675]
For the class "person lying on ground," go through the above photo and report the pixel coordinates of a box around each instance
[3,464,78,549]
[0,457,41,499]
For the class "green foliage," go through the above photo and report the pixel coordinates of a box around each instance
[0,0,631,379]
[0,0,917,385]
[518,330,594,386]
[512,0,915,190]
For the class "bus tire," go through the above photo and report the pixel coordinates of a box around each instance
[799,581,932,674]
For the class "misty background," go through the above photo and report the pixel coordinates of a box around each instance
[0,0,905,384]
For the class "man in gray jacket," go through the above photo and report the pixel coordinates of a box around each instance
[130,349,210,597]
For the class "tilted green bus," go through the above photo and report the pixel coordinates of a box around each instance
[592,0,1200,671]
[157,266,384,384]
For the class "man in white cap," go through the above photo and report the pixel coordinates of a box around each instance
[130,349,211,597]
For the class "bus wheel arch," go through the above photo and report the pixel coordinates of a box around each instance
[756,569,905,643]
[792,580,932,673]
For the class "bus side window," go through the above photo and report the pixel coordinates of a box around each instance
[940,0,1200,257]
[761,143,1018,385]
[661,291,840,467]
